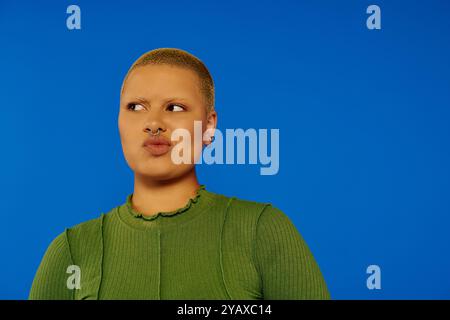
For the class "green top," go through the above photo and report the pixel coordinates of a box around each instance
[29,185,330,300]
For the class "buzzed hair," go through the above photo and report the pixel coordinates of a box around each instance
[121,48,215,113]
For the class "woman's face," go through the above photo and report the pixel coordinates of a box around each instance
[118,64,216,180]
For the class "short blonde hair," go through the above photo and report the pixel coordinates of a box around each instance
[121,48,215,113]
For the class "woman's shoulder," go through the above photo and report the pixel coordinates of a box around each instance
[207,189,289,222]
[34,213,106,272]
[207,190,267,211]
[49,212,110,258]
[65,213,105,236]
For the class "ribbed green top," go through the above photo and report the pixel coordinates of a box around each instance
[29,185,330,300]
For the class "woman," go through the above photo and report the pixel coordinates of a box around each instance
[29,48,330,300]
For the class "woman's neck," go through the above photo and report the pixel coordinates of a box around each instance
[131,170,201,217]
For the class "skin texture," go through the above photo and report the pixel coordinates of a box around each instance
[118,64,217,216]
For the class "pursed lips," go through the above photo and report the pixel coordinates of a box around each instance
[142,136,172,156]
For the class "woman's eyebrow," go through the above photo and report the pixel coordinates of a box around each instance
[136,96,150,104]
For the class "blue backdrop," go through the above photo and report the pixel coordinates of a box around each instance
[1,0,449,299]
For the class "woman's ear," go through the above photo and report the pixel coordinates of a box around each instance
[203,110,217,146]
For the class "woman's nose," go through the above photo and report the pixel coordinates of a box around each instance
[144,127,167,135]
[143,109,167,134]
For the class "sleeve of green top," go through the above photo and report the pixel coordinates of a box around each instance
[255,205,331,300]
[28,231,74,300]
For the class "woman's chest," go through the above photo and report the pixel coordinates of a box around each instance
[75,225,262,300]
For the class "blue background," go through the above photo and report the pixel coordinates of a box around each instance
[1,0,449,299]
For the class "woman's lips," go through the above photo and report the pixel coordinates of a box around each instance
[143,136,172,156]
[143,143,171,156]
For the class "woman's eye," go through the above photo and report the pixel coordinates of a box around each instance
[127,103,145,111]
[167,104,186,112]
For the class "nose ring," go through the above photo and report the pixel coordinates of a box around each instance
[147,128,165,136]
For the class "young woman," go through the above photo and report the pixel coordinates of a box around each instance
[29,48,330,300]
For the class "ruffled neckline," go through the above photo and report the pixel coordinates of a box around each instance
[125,184,206,221]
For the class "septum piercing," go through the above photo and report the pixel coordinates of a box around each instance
[147,128,164,136]
[146,127,215,142]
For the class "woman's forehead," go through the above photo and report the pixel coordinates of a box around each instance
[122,64,203,100]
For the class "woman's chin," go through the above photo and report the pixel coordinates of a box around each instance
[133,164,187,181]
